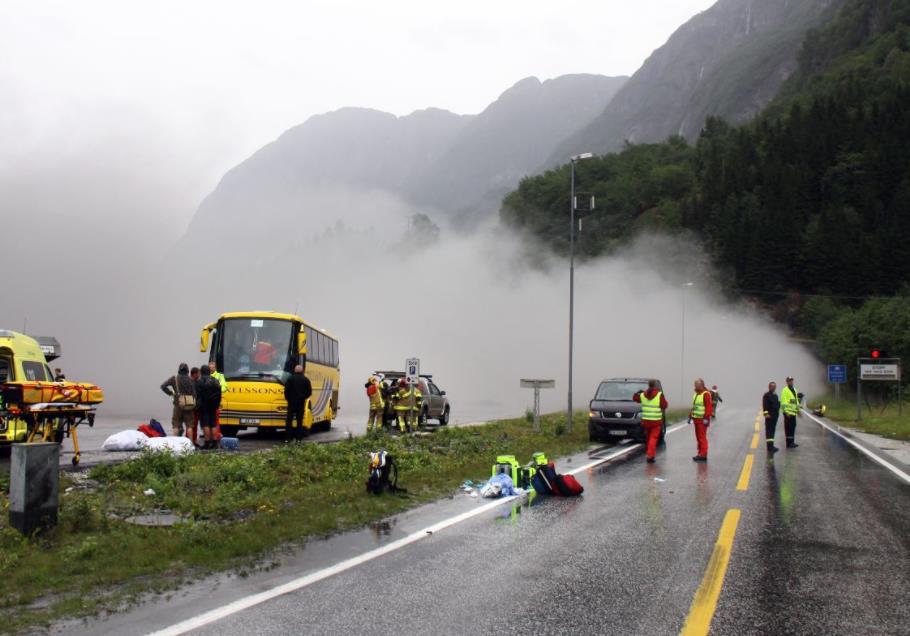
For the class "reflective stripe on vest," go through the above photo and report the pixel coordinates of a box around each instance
[640,392,663,421]
[782,386,800,416]
[691,392,706,418]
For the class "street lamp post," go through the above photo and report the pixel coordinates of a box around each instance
[681,281,694,401]
[567,152,593,431]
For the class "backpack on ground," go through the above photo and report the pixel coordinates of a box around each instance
[531,461,584,497]
[366,451,404,495]
[148,418,166,437]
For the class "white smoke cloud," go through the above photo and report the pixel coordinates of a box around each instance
[12,207,819,423]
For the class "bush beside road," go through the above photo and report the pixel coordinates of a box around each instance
[0,413,596,633]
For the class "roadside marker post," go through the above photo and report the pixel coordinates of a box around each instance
[827,364,847,402]
[520,379,555,432]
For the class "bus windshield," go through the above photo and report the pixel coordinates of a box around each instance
[595,381,649,401]
[220,318,294,383]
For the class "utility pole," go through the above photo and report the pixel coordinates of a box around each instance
[567,153,593,432]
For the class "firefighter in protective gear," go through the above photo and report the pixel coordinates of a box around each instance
[365,376,385,433]
[393,380,422,433]
[690,378,713,462]
[633,380,668,463]
[781,376,803,448]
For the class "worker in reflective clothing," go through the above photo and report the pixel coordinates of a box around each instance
[365,376,385,433]
[762,381,781,453]
[633,379,668,464]
[781,376,803,448]
[690,378,713,462]
[393,380,418,433]
[410,382,424,428]
[209,361,227,440]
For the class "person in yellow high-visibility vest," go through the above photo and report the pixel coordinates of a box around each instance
[633,380,668,464]
[690,378,713,462]
[781,376,803,448]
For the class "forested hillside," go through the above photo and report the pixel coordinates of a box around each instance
[501,0,910,374]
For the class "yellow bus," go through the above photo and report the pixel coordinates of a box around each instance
[200,311,339,436]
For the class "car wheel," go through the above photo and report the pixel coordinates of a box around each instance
[439,407,449,425]
[420,408,428,427]
[220,425,240,437]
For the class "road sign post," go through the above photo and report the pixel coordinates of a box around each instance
[406,358,419,430]
[855,357,902,420]
[521,379,555,432]
[828,364,847,402]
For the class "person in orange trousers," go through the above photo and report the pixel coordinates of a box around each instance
[633,379,669,463]
[690,378,713,462]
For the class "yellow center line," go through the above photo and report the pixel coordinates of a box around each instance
[750,433,759,449]
[736,454,754,491]
[754,422,760,432]
[680,508,742,636]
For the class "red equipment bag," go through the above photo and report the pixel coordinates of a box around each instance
[138,424,163,438]
[537,462,584,497]
[554,473,584,496]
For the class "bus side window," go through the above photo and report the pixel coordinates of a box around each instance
[331,340,338,367]
[312,332,323,365]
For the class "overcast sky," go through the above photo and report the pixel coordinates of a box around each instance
[1,0,715,226]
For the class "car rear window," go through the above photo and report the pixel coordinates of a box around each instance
[595,381,649,401]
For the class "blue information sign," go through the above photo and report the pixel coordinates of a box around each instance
[828,364,847,384]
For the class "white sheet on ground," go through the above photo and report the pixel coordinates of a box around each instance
[102,429,148,452]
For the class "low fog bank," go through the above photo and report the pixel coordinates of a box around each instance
[2,188,822,422]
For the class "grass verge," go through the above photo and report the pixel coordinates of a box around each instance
[818,399,910,442]
[0,412,595,633]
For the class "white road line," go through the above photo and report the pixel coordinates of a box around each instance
[150,423,687,635]
[803,409,910,485]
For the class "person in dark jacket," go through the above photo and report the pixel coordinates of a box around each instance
[762,381,781,453]
[161,363,197,437]
[284,364,313,441]
[195,365,223,450]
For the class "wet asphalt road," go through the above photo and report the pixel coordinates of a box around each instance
[64,405,910,635]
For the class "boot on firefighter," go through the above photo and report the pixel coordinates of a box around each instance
[365,376,385,433]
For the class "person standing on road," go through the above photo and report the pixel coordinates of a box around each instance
[53,368,66,382]
[195,365,222,450]
[209,361,227,441]
[781,376,803,449]
[365,376,384,433]
[284,364,312,441]
[188,367,201,446]
[161,363,196,438]
[711,385,723,415]
[690,378,713,462]
[762,381,781,453]
[633,380,668,464]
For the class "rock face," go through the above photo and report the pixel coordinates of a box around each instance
[180,74,626,246]
[550,0,844,161]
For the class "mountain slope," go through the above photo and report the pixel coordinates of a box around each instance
[551,0,844,161]
[180,74,626,248]
[412,74,627,222]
